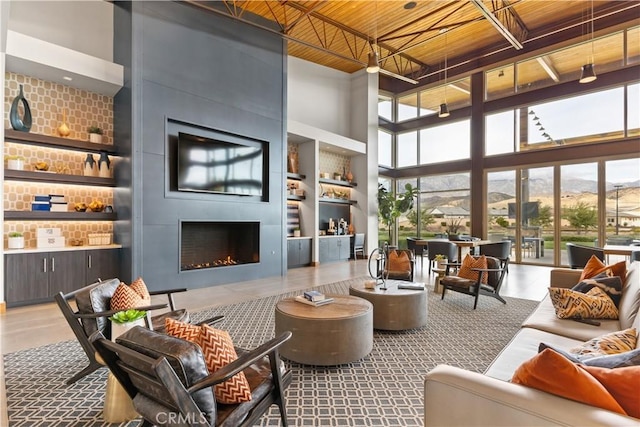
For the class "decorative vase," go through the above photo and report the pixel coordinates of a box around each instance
[110,318,146,341]
[57,109,71,137]
[346,170,354,182]
[89,133,103,144]
[288,152,298,174]
[84,154,96,176]
[98,152,111,178]
[9,84,32,132]
[8,236,25,250]
[293,229,301,237]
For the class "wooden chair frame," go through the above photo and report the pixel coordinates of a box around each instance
[92,330,293,427]
[440,256,507,309]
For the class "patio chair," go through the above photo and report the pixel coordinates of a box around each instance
[54,278,223,385]
[91,326,293,427]
[479,241,512,273]
[426,241,457,275]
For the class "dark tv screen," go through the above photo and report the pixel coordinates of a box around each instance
[177,132,264,196]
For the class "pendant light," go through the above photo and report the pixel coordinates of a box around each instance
[367,1,380,74]
[579,0,597,83]
[439,28,450,118]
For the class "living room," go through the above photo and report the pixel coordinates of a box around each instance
[1,1,640,425]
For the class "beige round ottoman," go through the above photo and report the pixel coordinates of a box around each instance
[349,280,428,330]
[274,295,373,365]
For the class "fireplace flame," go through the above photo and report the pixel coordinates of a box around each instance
[181,255,240,271]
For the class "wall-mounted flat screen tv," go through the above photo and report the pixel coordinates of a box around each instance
[177,132,266,197]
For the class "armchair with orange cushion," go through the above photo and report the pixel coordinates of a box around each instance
[384,249,415,282]
[440,254,507,309]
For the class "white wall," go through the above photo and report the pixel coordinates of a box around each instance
[8,0,113,61]
[287,56,353,138]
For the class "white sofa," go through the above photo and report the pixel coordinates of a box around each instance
[424,261,640,426]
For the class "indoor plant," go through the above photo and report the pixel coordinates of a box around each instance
[377,183,418,246]
[109,309,147,339]
[87,125,103,144]
[293,227,301,237]
[434,254,448,270]
[7,231,25,249]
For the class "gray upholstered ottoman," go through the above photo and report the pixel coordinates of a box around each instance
[274,295,373,365]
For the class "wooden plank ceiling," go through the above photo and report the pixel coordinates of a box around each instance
[186,1,639,91]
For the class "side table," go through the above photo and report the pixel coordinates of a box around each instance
[433,267,447,294]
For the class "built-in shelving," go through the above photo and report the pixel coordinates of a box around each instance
[319,178,356,188]
[318,197,357,205]
[287,195,306,201]
[4,129,120,155]
[4,169,116,187]
[286,172,306,181]
[4,211,117,221]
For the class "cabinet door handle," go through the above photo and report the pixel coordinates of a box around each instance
[43,258,47,273]
[51,257,55,272]
[88,254,92,269]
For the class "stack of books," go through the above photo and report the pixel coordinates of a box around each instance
[295,291,334,307]
[49,194,68,212]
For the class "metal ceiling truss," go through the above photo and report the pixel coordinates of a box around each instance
[196,0,430,83]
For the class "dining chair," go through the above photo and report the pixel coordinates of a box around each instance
[479,241,512,273]
[426,241,457,275]
[352,233,366,259]
[406,237,427,270]
[566,243,605,269]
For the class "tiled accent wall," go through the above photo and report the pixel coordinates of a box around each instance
[3,73,115,249]
[4,72,113,143]
[319,150,352,181]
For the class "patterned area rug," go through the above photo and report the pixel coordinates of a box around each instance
[3,277,538,426]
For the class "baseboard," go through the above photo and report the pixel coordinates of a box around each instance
[311,261,320,266]
[0,302,5,314]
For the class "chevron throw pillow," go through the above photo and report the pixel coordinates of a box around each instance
[458,255,488,284]
[110,282,147,311]
[164,319,252,404]
[129,277,151,302]
[200,324,252,404]
[165,317,201,343]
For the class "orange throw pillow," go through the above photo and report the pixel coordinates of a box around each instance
[512,348,626,415]
[130,277,151,302]
[583,365,640,418]
[200,324,252,404]
[388,250,411,272]
[457,255,488,284]
[110,282,146,311]
[164,319,252,404]
[580,256,626,281]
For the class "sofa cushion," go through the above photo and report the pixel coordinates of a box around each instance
[512,348,640,417]
[521,295,621,342]
[539,343,640,368]
[548,287,619,319]
[484,327,584,381]
[511,348,628,416]
[569,328,637,357]
[579,256,626,281]
[572,274,623,307]
[618,263,640,330]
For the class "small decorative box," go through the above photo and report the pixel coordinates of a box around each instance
[37,236,66,248]
[37,228,62,237]
[31,202,51,211]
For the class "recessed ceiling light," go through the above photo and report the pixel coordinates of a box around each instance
[404,1,417,9]
[63,76,73,81]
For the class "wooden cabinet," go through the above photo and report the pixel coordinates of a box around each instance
[287,238,312,268]
[319,236,350,263]
[85,249,120,283]
[4,248,120,307]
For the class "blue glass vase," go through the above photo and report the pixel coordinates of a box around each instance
[9,84,33,132]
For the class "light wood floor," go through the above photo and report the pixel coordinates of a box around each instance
[0,259,554,426]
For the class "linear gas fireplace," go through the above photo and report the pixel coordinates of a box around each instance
[180,221,260,271]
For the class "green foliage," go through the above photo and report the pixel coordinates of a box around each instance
[530,204,553,228]
[406,208,436,229]
[87,125,103,135]
[495,216,509,228]
[446,218,463,234]
[563,202,597,234]
[8,231,23,237]
[378,183,418,243]
[109,309,147,324]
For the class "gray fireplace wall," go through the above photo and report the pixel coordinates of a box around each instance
[113,2,286,290]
